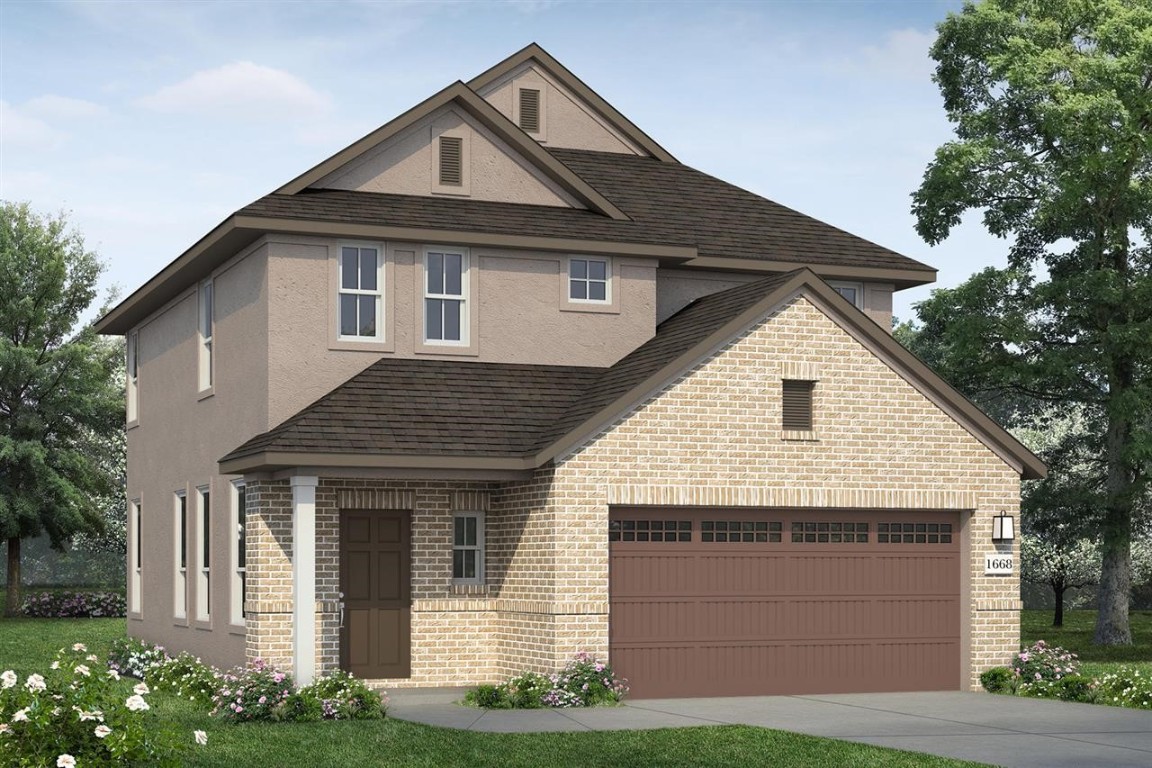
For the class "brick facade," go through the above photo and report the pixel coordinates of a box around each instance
[245,294,1021,691]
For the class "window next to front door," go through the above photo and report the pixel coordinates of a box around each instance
[452,511,484,585]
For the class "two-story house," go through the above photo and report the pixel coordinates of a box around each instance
[95,44,1043,699]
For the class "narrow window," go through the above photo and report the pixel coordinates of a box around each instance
[452,512,484,585]
[130,500,142,613]
[569,258,609,303]
[127,331,139,422]
[230,481,247,625]
[439,136,463,186]
[198,280,213,390]
[338,245,382,340]
[174,492,187,619]
[519,88,541,133]
[829,281,864,308]
[424,249,467,344]
[196,487,210,621]
[782,380,815,431]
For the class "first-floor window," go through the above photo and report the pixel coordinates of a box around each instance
[452,512,484,584]
[196,487,211,621]
[130,500,142,613]
[174,492,187,619]
[230,481,247,625]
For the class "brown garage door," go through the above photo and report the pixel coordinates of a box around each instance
[609,508,960,699]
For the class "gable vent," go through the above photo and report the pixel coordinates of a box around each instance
[781,380,815,431]
[519,88,541,133]
[439,136,463,186]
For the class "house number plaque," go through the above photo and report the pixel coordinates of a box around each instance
[984,554,1014,575]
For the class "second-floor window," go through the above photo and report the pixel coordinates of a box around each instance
[130,500,142,614]
[569,258,609,303]
[424,249,468,344]
[127,331,139,423]
[829,281,864,308]
[339,244,383,341]
[198,280,213,390]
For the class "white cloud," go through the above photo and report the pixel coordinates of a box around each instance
[23,95,109,121]
[137,61,332,119]
[0,100,68,151]
[844,28,937,80]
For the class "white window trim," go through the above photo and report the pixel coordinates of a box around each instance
[126,331,139,424]
[422,247,470,346]
[174,492,187,620]
[451,511,485,586]
[130,499,142,615]
[196,486,211,622]
[567,256,612,305]
[336,242,384,343]
[828,280,864,309]
[230,480,246,627]
[198,280,213,392]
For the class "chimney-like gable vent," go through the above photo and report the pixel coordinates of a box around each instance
[439,136,463,185]
[781,379,815,431]
[519,88,541,133]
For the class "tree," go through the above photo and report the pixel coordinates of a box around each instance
[1022,533,1152,627]
[912,0,1152,644]
[0,202,123,616]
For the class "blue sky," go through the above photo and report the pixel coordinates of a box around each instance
[1,0,999,323]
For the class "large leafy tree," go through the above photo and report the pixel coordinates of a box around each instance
[912,0,1152,644]
[0,202,123,616]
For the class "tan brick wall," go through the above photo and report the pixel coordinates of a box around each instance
[245,294,1022,692]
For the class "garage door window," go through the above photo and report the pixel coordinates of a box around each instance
[791,521,869,543]
[878,522,952,544]
[701,520,781,543]
[609,519,691,542]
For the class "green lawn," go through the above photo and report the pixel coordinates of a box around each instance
[0,617,987,768]
[1020,609,1152,676]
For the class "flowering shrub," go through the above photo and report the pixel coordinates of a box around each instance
[293,670,387,721]
[211,659,294,723]
[146,653,221,705]
[465,653,628,709]
[0,644,202,766]
[107,637,168,679]
[1011,640,1080,683]
[1094,667,1152,709]
[21,591,127,619]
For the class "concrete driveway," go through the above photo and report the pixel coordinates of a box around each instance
[388,689,1152,768]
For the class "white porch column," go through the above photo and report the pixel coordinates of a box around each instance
[290,475,319,685]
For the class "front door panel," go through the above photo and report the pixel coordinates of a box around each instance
[340,510,411,678]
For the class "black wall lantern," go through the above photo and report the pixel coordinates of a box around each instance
[992,511,1015,543]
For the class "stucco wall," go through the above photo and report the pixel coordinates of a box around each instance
[312,105,582,207]
[265,237,656,427]
[478,62,645,155]
[126,242,269,670]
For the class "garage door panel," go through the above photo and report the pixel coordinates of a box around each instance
[609,508,962,698]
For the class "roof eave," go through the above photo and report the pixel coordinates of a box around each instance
[219,450,536,475]
[682,257,937,290]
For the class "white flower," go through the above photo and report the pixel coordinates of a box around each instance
[125,694,149,711]
[75,665,90,677]
[0,670,15,689]
[133,681,150,695]
[71,644,87,652]
[25,673,46,692]
[0,723,10,734]
[194,729,208,745]
[94,725,112,738]
[78,710,103,722]
[12,709,29,722]
[57,755,76,768]
[50,661,60,670]
[107,669,120,681]
[85,655,98,662]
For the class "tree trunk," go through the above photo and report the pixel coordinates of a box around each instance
[1093,393,1134,645]
[5,537,21,617]
[1053,582,1065,628]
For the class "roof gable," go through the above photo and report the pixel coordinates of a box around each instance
[274,81,629,221]
[468,43,677,163]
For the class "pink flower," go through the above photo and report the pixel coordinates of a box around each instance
[258,696,267,704]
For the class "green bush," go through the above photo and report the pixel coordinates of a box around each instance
[0,644,202,766]
[466,653,629,709]
[1011,640,1080,683]
[980,666,1014,694]
[279,691,324,723]
[107,637,168,679]
[1094,667,1152,709]
[1055,674,1095,703]
[294,670,387,720]
[145,652,220,706]
[465,684,506,708]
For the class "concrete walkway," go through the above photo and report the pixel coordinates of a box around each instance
[387,689,1152,768]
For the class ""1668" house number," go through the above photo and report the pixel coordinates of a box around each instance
[984,554,1014,575]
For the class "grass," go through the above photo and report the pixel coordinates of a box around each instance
[1020,609,1152,676]
[0,617,988,768]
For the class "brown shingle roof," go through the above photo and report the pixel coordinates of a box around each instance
[219,272,796,467]
[237,149,933,274]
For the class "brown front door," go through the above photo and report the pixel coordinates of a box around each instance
[340,510,411,678]
[609,508,961,699]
